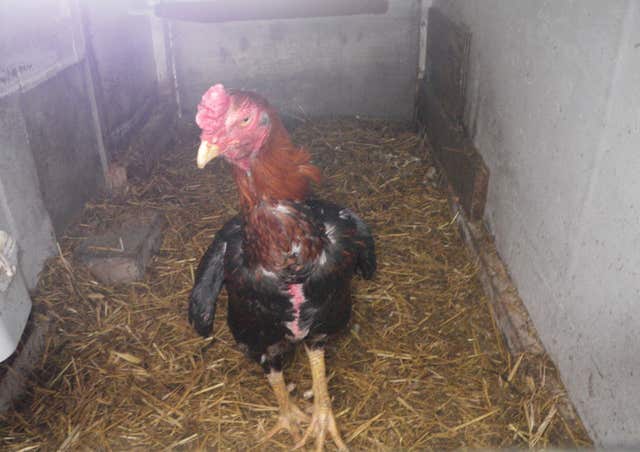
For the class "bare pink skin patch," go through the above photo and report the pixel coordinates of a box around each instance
[286,284,308,340]
[196,84,231,140]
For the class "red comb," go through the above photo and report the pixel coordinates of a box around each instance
[196,84,231,132]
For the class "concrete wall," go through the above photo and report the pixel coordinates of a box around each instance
[21,64,104,235]
[170,0,420,120]
[0,0,161,287]
[0,0,81,97]
[433,0,640,446]
[0,0,88,285]
[0,94,56,289]
[84,0,159,150]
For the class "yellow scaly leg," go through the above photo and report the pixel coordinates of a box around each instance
[294,345,348,452]
[261,370,310,443]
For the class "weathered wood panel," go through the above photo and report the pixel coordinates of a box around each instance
[417,7,487,221]
[426,7,470,122]
[417,86,488,220]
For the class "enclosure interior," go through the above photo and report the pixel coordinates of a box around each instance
[1,0,639,448]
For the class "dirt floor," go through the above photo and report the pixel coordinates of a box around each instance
[0,118,591,450]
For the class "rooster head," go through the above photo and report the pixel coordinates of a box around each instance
[195,84,272,171]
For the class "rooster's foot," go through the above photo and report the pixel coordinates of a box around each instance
[262,400,310,443]
[293,345,348,452]
[261,370,310,443]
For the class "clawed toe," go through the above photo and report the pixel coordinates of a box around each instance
[261,405,309,443]
[293,405,347,452]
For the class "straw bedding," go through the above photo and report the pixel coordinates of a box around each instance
[0,118,591,450]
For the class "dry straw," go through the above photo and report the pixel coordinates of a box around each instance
[1,118,590,450]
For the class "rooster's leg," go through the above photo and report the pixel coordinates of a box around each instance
[262,370,309,443]
[294,345,348,452]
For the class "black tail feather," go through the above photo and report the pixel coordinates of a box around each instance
[339,208,377,280]
[357,232,376,280]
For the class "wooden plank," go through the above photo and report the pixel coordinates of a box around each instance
[155,0,389,23]
[417,7,486,220]
[416,85,488,220]
[426,7,470,122]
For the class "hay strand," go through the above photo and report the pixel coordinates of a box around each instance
[0,118,591,450]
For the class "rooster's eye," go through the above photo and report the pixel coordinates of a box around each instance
[240,116,251,125]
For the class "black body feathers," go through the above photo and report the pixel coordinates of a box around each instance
[188,199,376,371]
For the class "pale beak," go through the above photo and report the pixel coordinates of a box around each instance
[197,141,220,168]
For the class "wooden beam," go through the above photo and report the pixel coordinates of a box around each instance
[155,0,389,23]
[417,86,489,221]
[426,7,470,124]
[416,7,488,221]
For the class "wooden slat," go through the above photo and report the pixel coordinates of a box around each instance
[155,0,389,23]
[426,7,470,122]
[417,7,487,221]
[417,85,488,221]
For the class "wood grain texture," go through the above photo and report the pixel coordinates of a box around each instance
[417,86,488,221]
[426,7,470,122]
[418,7,487,221]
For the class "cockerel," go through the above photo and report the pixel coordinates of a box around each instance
[188,84,376,451]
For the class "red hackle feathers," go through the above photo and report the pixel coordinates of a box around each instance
[244,201,324,272]
[234,113,322,209]
[231,106,324,269]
